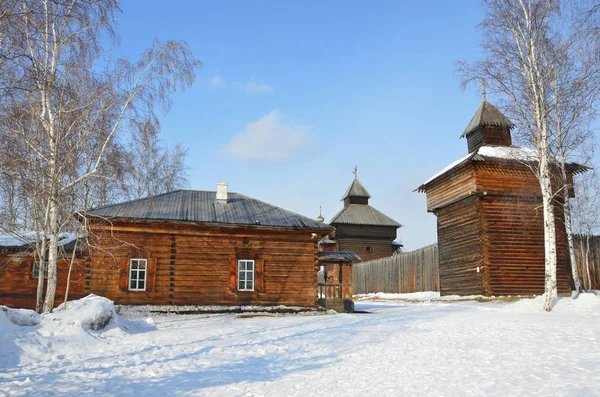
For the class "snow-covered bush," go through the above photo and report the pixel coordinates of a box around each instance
[49,294,117,331]
[0,306,41,326]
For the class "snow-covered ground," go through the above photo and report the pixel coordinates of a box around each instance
[2,293,600,396]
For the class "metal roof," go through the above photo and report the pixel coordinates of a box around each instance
[329,204,402,227]
[341,178,371,200]
[87,190,331,230]
[461,100,515,138]
[318,251,361,263]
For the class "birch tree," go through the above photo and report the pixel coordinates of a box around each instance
[0,0,201,312]
[572,164,600,291]
[459,0,600,310]
[547,5,600,295]
[120,118,189,200]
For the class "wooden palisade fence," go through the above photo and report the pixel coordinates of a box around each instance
[353,244,439,295]
[573,234,600,291]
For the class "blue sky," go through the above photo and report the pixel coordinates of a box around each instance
[115,0,487,250]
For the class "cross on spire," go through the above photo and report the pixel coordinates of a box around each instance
[480,78,487,102]
[353,166,358,179]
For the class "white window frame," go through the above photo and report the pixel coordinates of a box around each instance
[129,258,148,291]
[32,261,48,279]
[237,259,255,291]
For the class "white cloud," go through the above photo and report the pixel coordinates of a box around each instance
[223,110,313,162]
[208,75,222,89]
[232,79,273,94]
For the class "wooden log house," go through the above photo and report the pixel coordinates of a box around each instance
[83,184,332,308]
[0,235,86,309]
[418,96,586,296]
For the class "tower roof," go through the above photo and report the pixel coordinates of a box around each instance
[341,178,371,201]
[461,100,514,138]
[329,204,402,228]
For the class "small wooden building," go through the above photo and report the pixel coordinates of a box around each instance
[0,236,86,309]
[84,184,332,308]
[418,98,584,296]
[317,251,360,312]
[328,176,402,261]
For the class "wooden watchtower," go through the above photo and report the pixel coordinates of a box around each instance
[329,173,402,261]
[418,96,585,296]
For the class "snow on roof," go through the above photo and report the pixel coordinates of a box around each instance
[421,151,476,187]
[477,145,537,161]
[0,231,80,248]
[0,231,39,247]
[419,145,539,190]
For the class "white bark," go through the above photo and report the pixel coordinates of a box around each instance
[42,198,58,312]
[584,234,592,291]
[1,0,200,313]
[561,167,581,294]
[63,237,78,309]
[539,148,558,311]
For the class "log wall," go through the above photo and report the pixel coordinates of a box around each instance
[88,221,321,307]
[0,252,86,309]
[467,126,512,153]
[337,237,394,262]
[437,197,484,296]
[335,224,397,261]
[475,163,540,197]
[426,164,476,212]
[480,195,571,295]
[431,161,573,296]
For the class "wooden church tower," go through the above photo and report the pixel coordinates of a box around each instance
[329,170,402,262]
[418,94,584,296]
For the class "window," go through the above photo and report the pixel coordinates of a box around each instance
[366,246,373,253]
[129,259,147,291]
[238,260,254,291]
[32,261,48,279]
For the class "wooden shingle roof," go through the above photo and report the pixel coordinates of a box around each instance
[341,179,371,200]
[461,100,515,138]
[329,204,402,228]
[87,190,331,230]
[318,251,361,263]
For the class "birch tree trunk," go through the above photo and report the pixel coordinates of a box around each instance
[562,167,581,294]
[0,0,200,313]
[63,237,78,309]
[35,238,47,313]
[42,198,59,312]
[585,234,592,291]
[539,146,558,311]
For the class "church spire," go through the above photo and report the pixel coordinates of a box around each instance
[316,205,324,223]
[480,78,487,102]
[460,85,515,153]
[341,167,371,207]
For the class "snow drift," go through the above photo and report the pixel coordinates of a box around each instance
[49,294,117,331]
[505,291,600,313]
[1,306,41,327]
[0,294,155,339]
